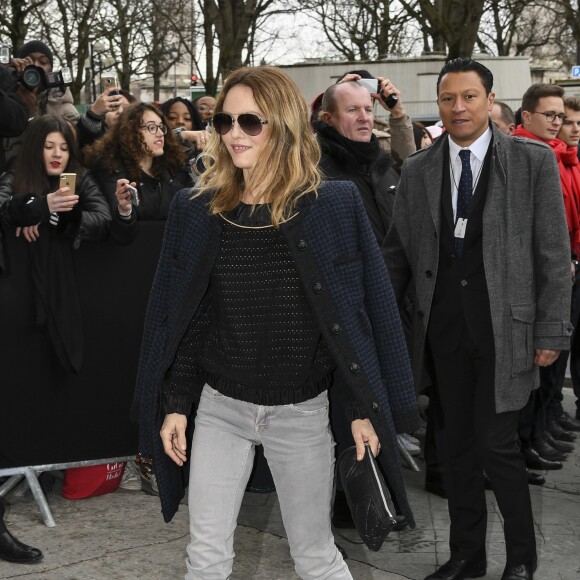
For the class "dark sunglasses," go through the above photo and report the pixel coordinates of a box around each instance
[211,112,268,136]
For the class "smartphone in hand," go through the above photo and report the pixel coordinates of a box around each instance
[59,173,77,196]
[100,75,120,96]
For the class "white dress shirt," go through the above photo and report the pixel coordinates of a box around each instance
[448,128,492,222]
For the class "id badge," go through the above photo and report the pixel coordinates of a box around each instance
[454,218,468,239]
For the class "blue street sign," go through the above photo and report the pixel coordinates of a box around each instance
[572,66,580,78]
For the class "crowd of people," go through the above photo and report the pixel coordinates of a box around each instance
[1,38,579,580]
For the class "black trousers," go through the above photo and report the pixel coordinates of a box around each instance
[430,330,536,565]
[534,282,580,435]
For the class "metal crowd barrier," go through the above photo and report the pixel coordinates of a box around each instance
[0,456,135,527]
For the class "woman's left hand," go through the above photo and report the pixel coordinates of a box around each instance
[16,224,40,242]
[351,418,380,460]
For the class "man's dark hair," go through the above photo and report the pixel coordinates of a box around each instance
[494,101,515,126]
[436,58,493,95]
[521,84,564,113]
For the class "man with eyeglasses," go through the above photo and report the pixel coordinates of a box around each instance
[513,84,580,466]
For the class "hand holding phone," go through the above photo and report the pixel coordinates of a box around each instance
[47,174,79,213]
[356,78,379,94]
[356,77,399,109]
[100,75,120,96]
[59,173,77,196]
[126,184,140,206]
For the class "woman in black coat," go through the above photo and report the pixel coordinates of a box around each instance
[85,103,192,244]
[0,115,111,374]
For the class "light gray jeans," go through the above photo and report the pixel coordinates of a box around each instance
[184,385,352,580]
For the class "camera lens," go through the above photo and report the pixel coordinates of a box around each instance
[21,65,42,89]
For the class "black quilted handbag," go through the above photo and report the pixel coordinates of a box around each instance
[336,443,398,551]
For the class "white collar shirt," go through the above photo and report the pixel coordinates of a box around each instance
[448,127,492,222]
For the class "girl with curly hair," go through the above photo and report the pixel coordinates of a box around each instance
[85,102,192,244]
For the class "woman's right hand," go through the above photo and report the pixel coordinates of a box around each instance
[46,187,79,213]
[160,413,188,466]
[115,179,136,214]
[90,87,122,117]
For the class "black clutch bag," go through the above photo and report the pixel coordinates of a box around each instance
[336,443,398,551]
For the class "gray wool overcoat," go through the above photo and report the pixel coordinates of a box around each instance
[383,125,573,413]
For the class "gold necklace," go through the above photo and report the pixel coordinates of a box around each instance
[218,210,299,230]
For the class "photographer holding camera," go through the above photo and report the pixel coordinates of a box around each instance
[13,41,78,123]
[1,41,79,170]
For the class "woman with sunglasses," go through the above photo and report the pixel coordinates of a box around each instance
[85,103,191,244]
[135,66,419,579]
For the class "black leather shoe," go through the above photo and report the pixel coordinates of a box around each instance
[527,471,545,486]
[425,473,447,499]
[547,420,576,442]
[543,430,575,453]
[556,411,580,432]
[424,558,486,579]
[0,530,43,564]
[522,447,563,470]
[501,560,535,579]
[393,514,408,531]
[532,437,567,461]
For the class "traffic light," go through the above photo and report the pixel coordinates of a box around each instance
[191,74,198,87]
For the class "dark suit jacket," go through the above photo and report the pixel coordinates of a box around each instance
[428,141,494,355]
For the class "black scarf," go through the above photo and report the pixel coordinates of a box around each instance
[316,122,383,168]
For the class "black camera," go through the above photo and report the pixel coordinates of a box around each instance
[18,65,47,90]
[13,65,72,94]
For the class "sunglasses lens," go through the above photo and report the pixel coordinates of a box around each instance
[238,114,263,136]
[212,113,232,135]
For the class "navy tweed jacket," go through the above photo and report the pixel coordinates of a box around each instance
[135,180,421,525]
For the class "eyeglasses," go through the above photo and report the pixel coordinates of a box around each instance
[140,123,168,135]
[532,111,566,123]
[210,112,268,136]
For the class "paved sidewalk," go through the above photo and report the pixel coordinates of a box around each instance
[1,391,579,579]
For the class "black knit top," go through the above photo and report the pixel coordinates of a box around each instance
[163,201,335,414]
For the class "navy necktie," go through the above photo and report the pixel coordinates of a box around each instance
[455,149,472,256]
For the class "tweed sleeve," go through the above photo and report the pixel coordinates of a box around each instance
[162,289,212,414]
[134,192,183,411]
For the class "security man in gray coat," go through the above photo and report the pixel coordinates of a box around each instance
[384,58,572,580]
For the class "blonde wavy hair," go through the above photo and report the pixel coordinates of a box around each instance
[195,66,321,227]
